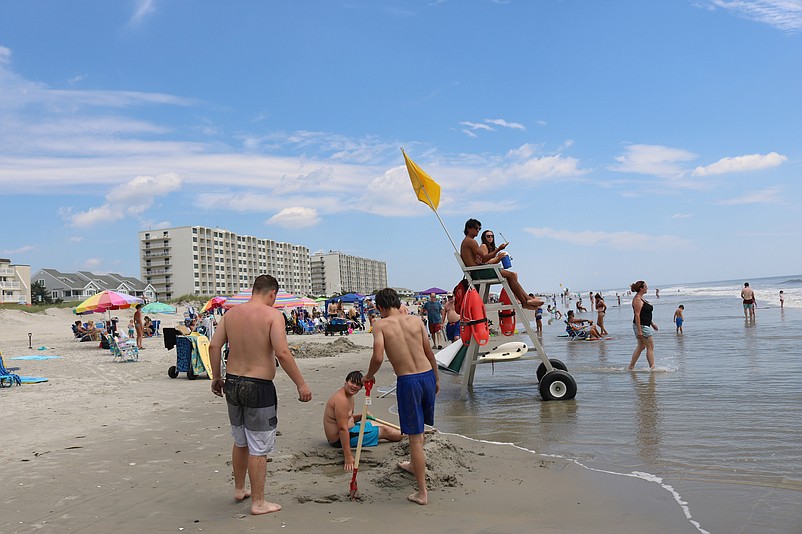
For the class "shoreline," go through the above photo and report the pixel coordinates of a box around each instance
[2,308,701,533]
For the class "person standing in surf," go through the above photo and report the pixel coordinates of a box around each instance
[629,280,658,371]
[741,282,756,320]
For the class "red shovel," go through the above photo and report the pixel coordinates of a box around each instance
[349,379,373,500]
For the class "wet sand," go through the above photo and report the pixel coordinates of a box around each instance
[1,308,699,533]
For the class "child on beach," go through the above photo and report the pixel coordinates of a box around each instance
[128,319,135,338]
[674,305,684,334]
[364,287,439,505]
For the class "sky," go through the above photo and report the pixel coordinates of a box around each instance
[1,0,801,295]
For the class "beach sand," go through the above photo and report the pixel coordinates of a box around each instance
[1,308,700,533]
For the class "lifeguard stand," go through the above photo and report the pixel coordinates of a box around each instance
[455,253,577,401]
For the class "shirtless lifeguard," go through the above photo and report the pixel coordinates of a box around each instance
[364,288,439,505]
[323,371,403,471]
[209,274,312,516]
[459,218,543,310]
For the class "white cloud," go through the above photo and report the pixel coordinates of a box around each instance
[459,121,495,132]
[82,258,102,269]
[708,0,802,32]
[69,236,83,243]
[524,227,689,250]
[610,144,697,178]
[485,118,526,131]
[717,186,784,205]
[672,213,693,219]
[0,46,11,65]
[692,152,787,176]
[461,129,478,138]
[130,0,157,25]
[267,207,321,228]
[502,155,587,182]
[506,143,542,160]
[67,172,183,227]
[0,244,34,255]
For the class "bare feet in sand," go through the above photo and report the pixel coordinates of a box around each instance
[234,489,251,502]
[408,492,428,505]
[398,461,414,474]
[251,501,282,515]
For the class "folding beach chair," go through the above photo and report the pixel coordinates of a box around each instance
[565,320,589,341]
[109,335,139,363]
[0,356,22,387]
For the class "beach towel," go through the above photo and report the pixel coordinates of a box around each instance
[19,376,49,384]
[9,355,63,361]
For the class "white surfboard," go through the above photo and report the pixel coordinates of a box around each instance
[479,341,528,362]
[435,341,464,368]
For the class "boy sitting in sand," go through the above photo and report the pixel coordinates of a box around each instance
[323,370,403,471]
[674,305,684,334]
[364,287,439,505]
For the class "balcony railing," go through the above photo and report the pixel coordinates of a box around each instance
[0,268,15,275]
[0,280,21,289]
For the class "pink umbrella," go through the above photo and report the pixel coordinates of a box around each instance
[201,296,227,313]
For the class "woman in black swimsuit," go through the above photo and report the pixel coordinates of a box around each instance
[595,293,608,336]
[629,280,658,370]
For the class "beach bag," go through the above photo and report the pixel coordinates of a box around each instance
[453,279,469,313]
[99,335,110,350]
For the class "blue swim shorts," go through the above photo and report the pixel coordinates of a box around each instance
[675,317,683,327]
[396,369,436,435]
[329,421,379,448]
[632,323,654,338]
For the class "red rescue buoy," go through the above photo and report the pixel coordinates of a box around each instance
[460,287,490,346]
[498,289,515,336]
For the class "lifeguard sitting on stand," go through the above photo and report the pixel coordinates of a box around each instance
[459,218,543,311]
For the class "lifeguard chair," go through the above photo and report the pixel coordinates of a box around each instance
[455,253,577,401]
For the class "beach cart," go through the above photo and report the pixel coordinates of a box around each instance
[168,335,211,379]
[324,317,350,336]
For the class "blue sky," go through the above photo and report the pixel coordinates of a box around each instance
[1,0,800,295]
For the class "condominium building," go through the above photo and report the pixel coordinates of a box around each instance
[0,258,31,305]
[139,226,311,300]
[310,251,387,296]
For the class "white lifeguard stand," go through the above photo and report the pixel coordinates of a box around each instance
[455,253,577,401]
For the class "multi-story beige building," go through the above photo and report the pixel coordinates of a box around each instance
[0,258,31,305]
[310,251,387,296]
[139,226,311,300]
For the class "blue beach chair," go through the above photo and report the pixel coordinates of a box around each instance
[0,356,22,387]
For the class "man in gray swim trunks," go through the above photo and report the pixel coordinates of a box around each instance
[210,274,312,515]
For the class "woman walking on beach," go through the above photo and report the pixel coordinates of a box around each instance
[629,281,657,371]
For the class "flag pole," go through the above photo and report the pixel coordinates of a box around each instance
[401,148,458,254]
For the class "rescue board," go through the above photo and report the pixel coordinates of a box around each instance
[478,341,528,362]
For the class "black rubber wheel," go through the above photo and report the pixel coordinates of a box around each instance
[168,366,179,379]
[187,367,197,380]
[536,359,568,382]
[539,370,577,401]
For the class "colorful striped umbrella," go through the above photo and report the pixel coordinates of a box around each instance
[201,296,227,313]
[73,290,144,315]
[141,301,177,314]
[224,290,309,309]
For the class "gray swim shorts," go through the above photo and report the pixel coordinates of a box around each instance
[224,373,278,456]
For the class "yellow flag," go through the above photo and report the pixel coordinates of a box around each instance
[402,149,440,211]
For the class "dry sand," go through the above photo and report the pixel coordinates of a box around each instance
[1,308,699,533]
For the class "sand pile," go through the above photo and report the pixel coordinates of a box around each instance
[289,337,368,359]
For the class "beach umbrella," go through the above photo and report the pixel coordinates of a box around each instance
[141,301,176,314]
[73,290,144,315]
[201,296,227,313]
[419,287,448,295]
[224,290,300,309]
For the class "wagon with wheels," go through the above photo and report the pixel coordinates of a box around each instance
[325,317,350,336]
[168,334,211,380]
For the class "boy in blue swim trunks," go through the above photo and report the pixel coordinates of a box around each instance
[323,370,403,471]
[364,288,439,505]
[674,305,684,334]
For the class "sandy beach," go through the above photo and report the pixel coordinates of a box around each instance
[1,307,701,533]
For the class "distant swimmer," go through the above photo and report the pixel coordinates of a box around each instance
[629,280,658,371]
[674,305,684,334]
[780,290,784,309]
[741,282,756,320]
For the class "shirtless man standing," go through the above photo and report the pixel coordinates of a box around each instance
[364,288,439,505]
[323,370,403,471]
[459,218,542,310]
[741,282,756,320]
[209,275,312,515]
[133,303,144,349]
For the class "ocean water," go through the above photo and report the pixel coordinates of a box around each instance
[434,274,802,534]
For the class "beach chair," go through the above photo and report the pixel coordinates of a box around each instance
[453,252,576,401]
[565,320,589,340]
[71,324,91,342]
[0,356,22,387]
[109,335,139,363]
